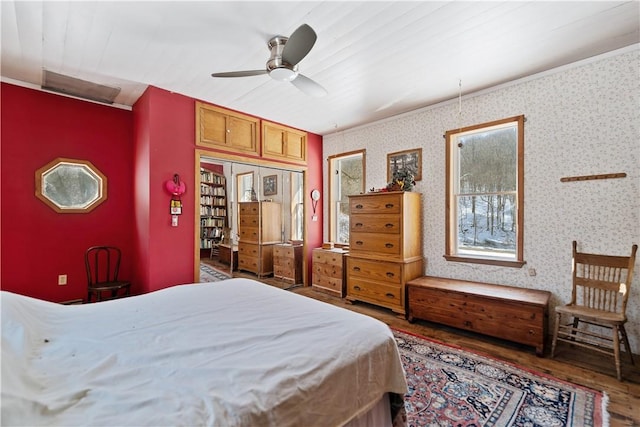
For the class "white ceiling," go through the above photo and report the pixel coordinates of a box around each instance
[2,1,639,135]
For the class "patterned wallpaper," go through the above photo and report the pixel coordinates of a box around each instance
[323,47,640,353]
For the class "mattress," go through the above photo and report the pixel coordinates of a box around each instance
[1,278,407,426]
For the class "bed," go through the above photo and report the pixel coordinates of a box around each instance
[1,278,408,426]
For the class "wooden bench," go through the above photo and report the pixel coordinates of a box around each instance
[406,276,551,356]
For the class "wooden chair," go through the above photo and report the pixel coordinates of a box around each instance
[551,241,637,380]
[85,246,131,303]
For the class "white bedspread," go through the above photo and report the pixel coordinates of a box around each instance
[1,279,407,426]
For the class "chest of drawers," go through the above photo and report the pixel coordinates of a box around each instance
[238,201,281,277]
[312,248,347,297]
[345,192,423,316]
[273,243,303,284]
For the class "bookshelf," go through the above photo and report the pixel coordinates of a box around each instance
[200,168,227,258]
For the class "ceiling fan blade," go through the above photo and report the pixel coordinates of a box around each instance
[282,24,317,66]
[211,70,267,78]
[291,74,327,97]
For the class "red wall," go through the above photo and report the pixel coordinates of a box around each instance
[132,88,324,290]
[1,82,324,301]
[132,87,196,293]
[1,83,134,302]
[305,132,323,279]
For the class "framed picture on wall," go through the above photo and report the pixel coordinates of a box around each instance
[263,175,277,196]
[387,148,422,182]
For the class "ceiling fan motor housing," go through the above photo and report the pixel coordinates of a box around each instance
[267,36,299,81]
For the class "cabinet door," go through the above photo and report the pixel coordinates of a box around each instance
[228,116,258,153]
[198,107,228,146]
[261,121,307,164]
[284,129,306,161]
[196,102,258,155]
[263,125,286,157]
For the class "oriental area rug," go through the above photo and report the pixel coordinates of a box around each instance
[393,329,608,427]
[199,263,231,283]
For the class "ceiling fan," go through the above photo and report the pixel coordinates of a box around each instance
[211,24,327,98]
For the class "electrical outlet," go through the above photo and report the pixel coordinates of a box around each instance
[58,274,67,285]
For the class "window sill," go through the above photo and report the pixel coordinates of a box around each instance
[443,255,526,268]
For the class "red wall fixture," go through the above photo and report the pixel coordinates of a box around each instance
[1,83,134,302]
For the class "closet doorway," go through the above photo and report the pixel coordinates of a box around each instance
[195,151,307,285]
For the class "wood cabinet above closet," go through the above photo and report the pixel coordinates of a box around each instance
[196,102,259,155]
[262,121,307,164]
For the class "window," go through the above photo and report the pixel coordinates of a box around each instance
[290,172,304,241]
[35,158,107,213]
[237,172,254,202]
[445,115,525,267]
[328,150,365,244]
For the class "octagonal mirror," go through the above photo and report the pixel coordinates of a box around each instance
[35,158,107,213]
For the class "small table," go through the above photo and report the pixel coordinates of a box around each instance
[219,244,238,271]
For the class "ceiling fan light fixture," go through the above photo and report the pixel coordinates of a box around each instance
[210,24,325,96]
[269,67,298,82]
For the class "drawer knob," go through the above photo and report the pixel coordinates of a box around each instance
[353,266,361,272]
[386,272,395,278]
[385,293,395,298]
[355,204,363,209]
[385,243,394,248]
[355,241,364,246]
[354,285,361,291]
[385,203,394,209]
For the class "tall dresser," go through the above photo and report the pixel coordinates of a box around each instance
[345,191,423,316]
[238,201,282,277]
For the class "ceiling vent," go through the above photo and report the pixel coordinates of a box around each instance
[42,70,121,104]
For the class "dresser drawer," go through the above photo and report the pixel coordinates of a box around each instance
[347,277,402,307]
[238,242,259,257]
[350,214,400,234]
[239,227,259,241]
[313,249,344,266]
[274,256,296,269]
[273,245,292,258]
[350,232,401,255]
[346,257,402,284]
[238,255,259,272]
[274,264,294,278]
[313,261,342,279]
[239,203,260,215]
[313,275,343,293]
[240,216,259,228]
[350,194,401,214]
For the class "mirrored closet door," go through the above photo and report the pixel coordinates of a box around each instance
[197,154,305,287]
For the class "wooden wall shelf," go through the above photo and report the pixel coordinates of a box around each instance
[560,172,626,182]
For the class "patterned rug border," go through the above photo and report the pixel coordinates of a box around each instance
[391,327,609,427]
[199,263,232,282]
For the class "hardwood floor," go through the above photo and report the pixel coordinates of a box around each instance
[201,258,640,426]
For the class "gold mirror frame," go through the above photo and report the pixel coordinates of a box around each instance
[35,157,107,213]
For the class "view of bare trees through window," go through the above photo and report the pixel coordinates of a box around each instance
[456,126,517,255]
[330,152,364,244]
